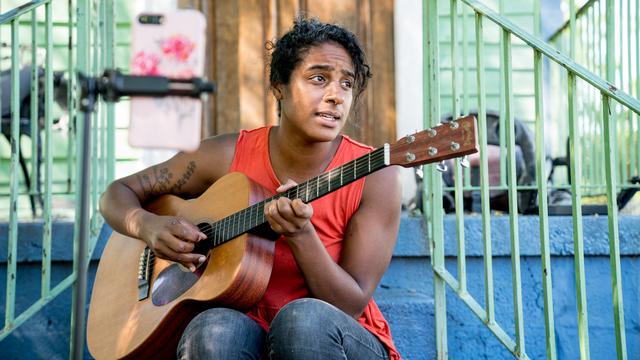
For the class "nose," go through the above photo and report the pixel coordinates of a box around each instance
[323,81,344,105]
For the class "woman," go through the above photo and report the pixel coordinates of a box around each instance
[100,16,402,359]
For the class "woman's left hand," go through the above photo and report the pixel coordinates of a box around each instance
[264,179,314,239]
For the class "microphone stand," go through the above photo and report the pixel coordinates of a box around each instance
[71,69,215,360]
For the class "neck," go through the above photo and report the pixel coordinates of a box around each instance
[269,126,342,183]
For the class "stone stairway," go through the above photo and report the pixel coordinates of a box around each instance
[0,215,437,359]
[3,214,639,359]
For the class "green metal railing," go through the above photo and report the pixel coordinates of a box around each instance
[548,0,639,195]
[0,1,115,358]
[425,0,638,359]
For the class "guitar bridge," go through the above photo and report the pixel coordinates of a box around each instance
[137,247,155,301]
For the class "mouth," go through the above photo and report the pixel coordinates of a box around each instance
[315,111,341,122]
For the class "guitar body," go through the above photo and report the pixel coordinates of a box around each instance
[87,172,276,360]
[86,115,479,360]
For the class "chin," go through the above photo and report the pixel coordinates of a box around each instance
[305,127,341,143]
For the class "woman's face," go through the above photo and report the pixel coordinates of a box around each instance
[277,41,355,143]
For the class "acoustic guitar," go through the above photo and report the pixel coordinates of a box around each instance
[87,115,478,359]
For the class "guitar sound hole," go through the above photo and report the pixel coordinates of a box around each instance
[194,221,213,255]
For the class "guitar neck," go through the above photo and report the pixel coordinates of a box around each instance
[202,146,389,248]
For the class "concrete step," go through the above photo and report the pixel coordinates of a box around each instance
[375,288,435,360]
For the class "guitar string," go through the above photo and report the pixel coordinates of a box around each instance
[197,153,388,249]
[197,149,387,239]
[199,149,386,237]
[201,148,386,232]
[195,149,387,247]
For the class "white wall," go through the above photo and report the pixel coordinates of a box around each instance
[393,0,423,205]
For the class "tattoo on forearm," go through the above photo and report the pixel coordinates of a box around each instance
[137,161,196,198]
[173,161,196,192]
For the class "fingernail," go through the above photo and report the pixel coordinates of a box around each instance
[189,264,196,272]
[198,256,206,264]
[199,232,207,240]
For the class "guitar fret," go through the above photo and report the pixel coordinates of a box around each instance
[353,160,357,179]
[222,217,227,240]
[305,181,309,202]
[230,214,235,238]
[242,209,247,234]
[233,213,237,237]
[202,149,391,250]
[254,204,259,228]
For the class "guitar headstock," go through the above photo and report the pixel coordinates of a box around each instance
[389,115,478,168]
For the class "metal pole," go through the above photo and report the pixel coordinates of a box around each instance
[70,80,94,360]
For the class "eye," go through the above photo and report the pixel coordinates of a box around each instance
[341,79,353,89]
[310,75,326,83]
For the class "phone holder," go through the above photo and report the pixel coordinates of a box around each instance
[79,68,217,110]
[71,68,215,360]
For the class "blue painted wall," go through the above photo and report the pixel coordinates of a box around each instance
[1,215,638,359]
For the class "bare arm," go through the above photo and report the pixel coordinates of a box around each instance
[265,166,402,317]
[99,133,238,269]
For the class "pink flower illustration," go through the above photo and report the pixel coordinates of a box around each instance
[173,69,195,79]
[131,51,161,75]
[160,35,196,62]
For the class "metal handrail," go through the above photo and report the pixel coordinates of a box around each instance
[546,0,600,42]
[461,0,640,116]
[0,0,50,24]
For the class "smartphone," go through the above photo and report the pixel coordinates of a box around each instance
[128,10,206,152]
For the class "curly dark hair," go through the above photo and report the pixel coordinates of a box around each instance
[268,16,372,104]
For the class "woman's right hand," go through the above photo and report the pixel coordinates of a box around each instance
[139,213,208,272]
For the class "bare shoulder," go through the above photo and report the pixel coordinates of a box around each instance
[360,166,402,210]
[196,132,239,174]
[116,133,239,201]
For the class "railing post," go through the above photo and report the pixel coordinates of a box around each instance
[474,11,496,326]
[601,94,628,360]
[424,0,447,358]
[5,17,21,334]
[568,71,591,360]
[70,0,91,358]
[534,49,557,360]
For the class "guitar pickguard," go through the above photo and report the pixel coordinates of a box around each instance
[151,258,209,306]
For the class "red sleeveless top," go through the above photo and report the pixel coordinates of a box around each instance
[229,127,400,359]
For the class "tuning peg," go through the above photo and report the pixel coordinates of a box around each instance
[415,167,424,179]
[460,156,470,168]
[436,161,448,173]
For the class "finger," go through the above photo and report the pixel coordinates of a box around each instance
[178,218,208,242]
[168,218,206,242]
[276,179,298,193]
[291,199,313,218]
[162,233,196,254]
[265,201,291,233]
[275,197,296,220]
[154,244,206,271]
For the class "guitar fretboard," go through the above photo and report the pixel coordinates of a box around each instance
[198,146,388,248]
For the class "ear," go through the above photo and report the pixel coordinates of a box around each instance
[272,85,283,100]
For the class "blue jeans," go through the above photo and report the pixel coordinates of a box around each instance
[177,298,390,359]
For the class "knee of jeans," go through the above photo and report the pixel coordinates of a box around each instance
[180,308,248,348]
[178,308,263,359]
[270,298,340,339]
[189,307,240,331]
